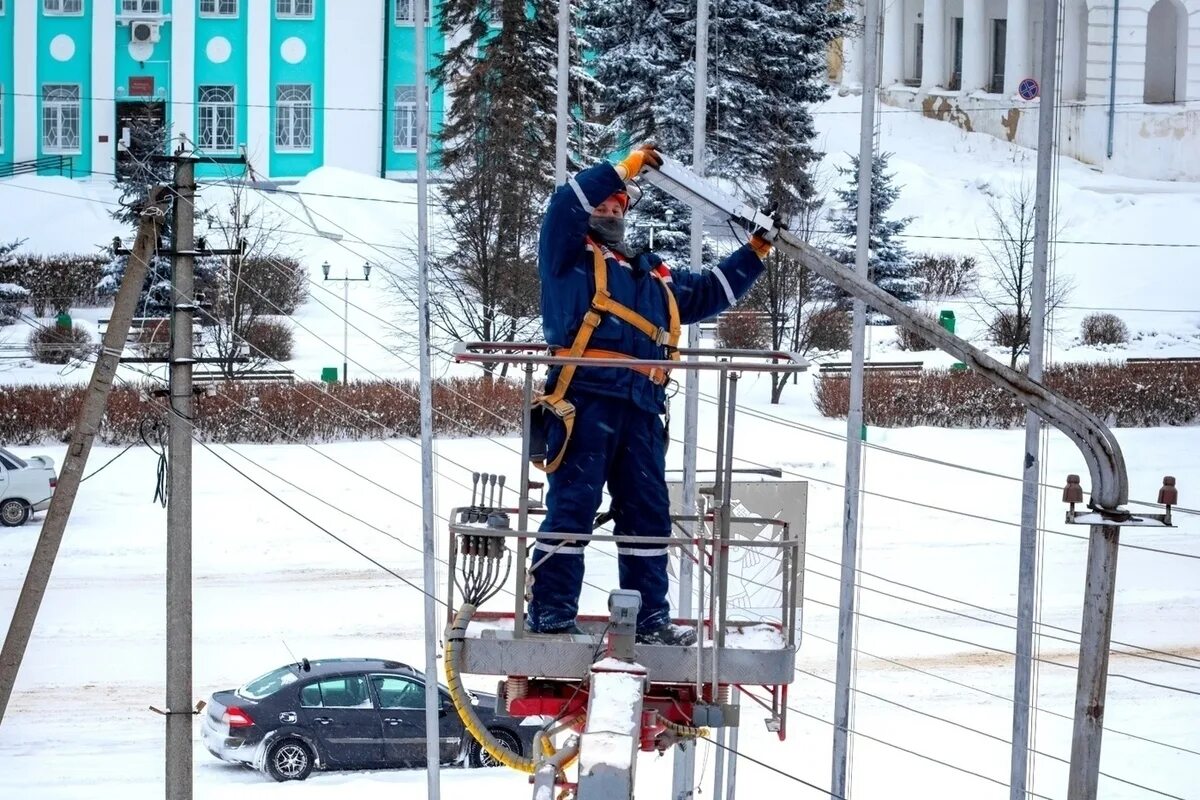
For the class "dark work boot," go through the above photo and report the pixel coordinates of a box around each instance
[526,623,588,638]
[636,623,698,646]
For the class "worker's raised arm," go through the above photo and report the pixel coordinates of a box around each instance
[667,238,771,325]
[538,163,624,278]
[538,146,664,278]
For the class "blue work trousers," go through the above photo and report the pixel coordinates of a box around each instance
[526,391,671,633]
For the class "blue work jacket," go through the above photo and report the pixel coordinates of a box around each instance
[539,161,764,414]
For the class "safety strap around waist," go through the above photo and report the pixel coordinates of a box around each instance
[551,347,671,386]
[532,238,682,474]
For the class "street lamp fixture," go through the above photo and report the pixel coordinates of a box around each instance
[321,261,372,383]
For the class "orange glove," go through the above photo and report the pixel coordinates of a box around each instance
[615,144,663,181]
[749,234,773,260]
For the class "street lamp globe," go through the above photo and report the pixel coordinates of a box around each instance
[321,261,331,280]
[363,262,372,280]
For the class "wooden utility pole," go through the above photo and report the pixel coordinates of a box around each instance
[0,188,168,724]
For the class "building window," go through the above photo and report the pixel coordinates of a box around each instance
[42,84,81,154]
[393,86,418,151]
[275,84,313,151]
[43,0,83,14]
[198,86,236,153]
[276,0,314,18]
[199,0,237,15]
[121,0,161,13]
[395,0,430,24]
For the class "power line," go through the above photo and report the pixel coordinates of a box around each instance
[799,627,1200,758]
[801,592,1200,697]
[804,550,1200,667]
[2,87,1186,117]
[700,734,844,798]
[782,698,1061,799]
[789,663,1190,799]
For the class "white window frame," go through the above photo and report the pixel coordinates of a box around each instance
[42,84,81,155]
[198,85,237,154]
[276,0,314,19]
[275,84,313,152]
[121,0,161,13]
[43,0,83,15]
[199,0,238,16]
[394,0,430,25]
[393,85,418,151]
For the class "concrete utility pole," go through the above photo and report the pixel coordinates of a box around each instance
[1010,0,1061,796]
[0,189,167,726]
[832,0,880,795]
[166,151,196,800]
[673,0,708,796]
[414,0,441,797]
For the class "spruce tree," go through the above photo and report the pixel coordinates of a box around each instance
[100,123,223,316]
[582,0,700,260]
[827,152,921,304]
[429,0,589,366]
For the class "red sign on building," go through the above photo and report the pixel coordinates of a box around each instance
[129,76,155,97]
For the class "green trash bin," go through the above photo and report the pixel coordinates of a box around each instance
[55,312,72,330]
[938,310,956,335]
[321,367,339,384]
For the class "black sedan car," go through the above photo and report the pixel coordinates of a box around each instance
[202,657,537,781]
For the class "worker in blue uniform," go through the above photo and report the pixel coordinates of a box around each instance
[528,144,773,645]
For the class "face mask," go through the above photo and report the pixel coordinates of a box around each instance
[589,215,626,251]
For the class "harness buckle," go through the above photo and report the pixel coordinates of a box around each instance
[582,310,603,329]
[655,329,671,346]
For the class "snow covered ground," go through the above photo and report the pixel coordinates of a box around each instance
[1,94,1199,798]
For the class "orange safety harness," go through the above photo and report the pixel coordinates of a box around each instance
[532,239,681,473]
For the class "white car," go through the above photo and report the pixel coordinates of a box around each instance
[0,447,57,527]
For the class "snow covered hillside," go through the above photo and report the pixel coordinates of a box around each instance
[0,95,1197,799]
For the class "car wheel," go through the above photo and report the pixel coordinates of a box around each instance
[265,738,313,782]
[0,499,29,528]
[469,728,522,768]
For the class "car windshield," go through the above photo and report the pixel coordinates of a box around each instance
[237,665,300,700]
[0,448,27,469]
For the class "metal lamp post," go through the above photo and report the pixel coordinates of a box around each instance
[321,260,371,383]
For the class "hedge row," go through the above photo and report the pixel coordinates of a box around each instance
[0,377,523,445]
[814,362,1200,428]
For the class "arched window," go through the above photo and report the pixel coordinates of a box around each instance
[275,84,313,151]
[1144,0,1188,103]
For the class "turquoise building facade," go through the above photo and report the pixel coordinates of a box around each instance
[1,0,445,181]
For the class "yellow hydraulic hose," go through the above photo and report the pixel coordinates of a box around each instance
[444,603,538,774]
[660,715,709,740]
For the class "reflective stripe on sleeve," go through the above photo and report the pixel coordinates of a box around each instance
[712,266,736,305]
[568,176,595,214]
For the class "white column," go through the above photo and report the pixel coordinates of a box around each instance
[323,2,383,173]
[882,0,906,85]
[1187,8,1200,102]
[91,0,115,177]
[921,0,946,89]
[843,32,865,88]
[171,0,196,148]
[962,0,988,91]
[13,0,37,161]
[247,1,271,175]
[1005,0,1032,95]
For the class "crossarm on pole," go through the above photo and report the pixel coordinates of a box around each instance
[640,158,1129,510]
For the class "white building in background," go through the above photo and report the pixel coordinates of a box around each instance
[840,0,1200,181]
